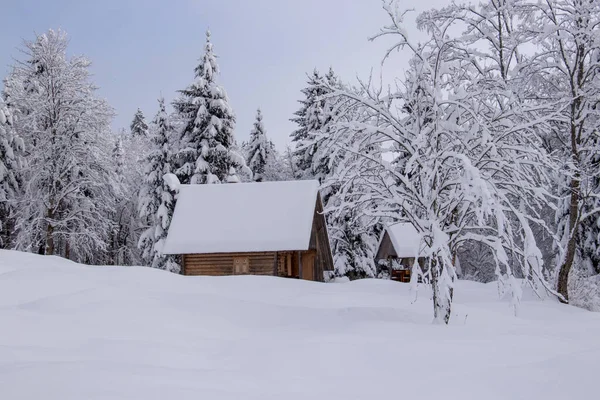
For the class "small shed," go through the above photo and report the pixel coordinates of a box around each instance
[162,180,334,282]
[375,222,424,282]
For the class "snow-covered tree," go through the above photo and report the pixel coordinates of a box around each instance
[290,68,338,181]
[291,69,382,279]
[3,29,116,262]
[0,99,24,247]
[226,166,241,183]
[138,98,180,272]
[172,30,247,185]
[317,82,385,279]
[526,0,600,302]
[281,145,299,180]
[107,132,144,266]
[246,108,274,182]
[113,136,125,177]
[114,121,152,263]
[263,149,295,182]
[241,139,295,183]
[130,108,149,138]
[325,1,558,323]
[328,201,382,279]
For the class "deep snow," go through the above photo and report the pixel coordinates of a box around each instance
[0,250,598,400]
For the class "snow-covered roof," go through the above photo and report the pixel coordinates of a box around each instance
[385,222,423,258]
[162,180,320,254]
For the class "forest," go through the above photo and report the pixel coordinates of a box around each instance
[1,0,600,323]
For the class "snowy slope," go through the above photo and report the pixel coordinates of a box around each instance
[0,250,598,400]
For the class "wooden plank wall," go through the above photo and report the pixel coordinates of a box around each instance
[184,250,325,281]
[184,252,276,276]
[275,252,299,278]
[302,251,316,280]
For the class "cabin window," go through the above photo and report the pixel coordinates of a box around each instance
[233,256,250,274]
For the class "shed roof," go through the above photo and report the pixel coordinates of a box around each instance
[382,222,423,258]
[162,180,320,254]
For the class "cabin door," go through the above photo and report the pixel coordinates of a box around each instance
[301,251,315,281]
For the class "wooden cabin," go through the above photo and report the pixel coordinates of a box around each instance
[162,180,334,282]
[375,222,424,282]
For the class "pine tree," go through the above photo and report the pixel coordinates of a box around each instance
[246,108,274,182]
[329,204,382,279]
[310,67,339,184]
[113,136,125,177]
[290,67,337,181]
[172,30,246,185]
[155,173,181,272]
[130,108,149,138]
[0,99,24,247]
[138,98,180,272]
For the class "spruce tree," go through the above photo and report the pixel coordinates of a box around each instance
[290,67,337,181]
[246,108,274,182]
[310,67,339,184]
[172,30,246,185]
[130,108,149,138]
[0,99,24,247]
[112,136,125,178]
[329,207,382,279]
[138,98,180,272]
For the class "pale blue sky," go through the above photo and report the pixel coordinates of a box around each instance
[0,0,447,149]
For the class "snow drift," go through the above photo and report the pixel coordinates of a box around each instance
[0,250,598,400]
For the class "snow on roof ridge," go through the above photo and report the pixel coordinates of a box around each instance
[176,179,319,191]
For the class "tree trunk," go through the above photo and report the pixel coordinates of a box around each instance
[430,258,452,325]
[557,176,580,303]
[110,230,116,265]
[431,261,441,320]
[0,207,14,249]
[45,208,55,256]
[557,87,582,304]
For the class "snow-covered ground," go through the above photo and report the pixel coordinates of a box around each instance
[0,250,598,400]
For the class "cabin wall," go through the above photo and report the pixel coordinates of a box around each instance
[183,251,322,281]
[183,252,277,276]
[302,251,316,280]
[276,252,299,278]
